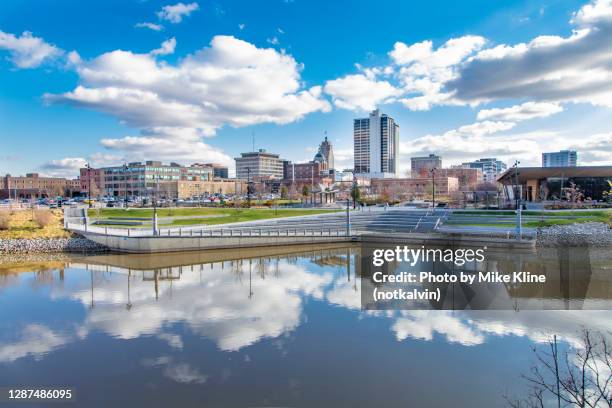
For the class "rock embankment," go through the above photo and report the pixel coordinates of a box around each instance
[537,222,612,247]
[0,237,108,254]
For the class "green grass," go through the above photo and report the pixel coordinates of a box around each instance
[453,209,610,217]
[446,216,606,228]
[90,207,339,227]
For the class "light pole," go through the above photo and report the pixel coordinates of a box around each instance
[430,167,436,210]
[246,167,251,208]
[86,163,92,209]
[513,161,522,241]
[123,163,128,208]
[346,198,351,236]
[152,175,159,236]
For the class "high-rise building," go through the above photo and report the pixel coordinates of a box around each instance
[542,150,577,167]
[460,158,507,184]
[410,154,442,177]
[354,109,399,178]
[235,149,284,180]
[317,136,334,170]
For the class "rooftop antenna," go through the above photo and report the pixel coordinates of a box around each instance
[324,130,327,141]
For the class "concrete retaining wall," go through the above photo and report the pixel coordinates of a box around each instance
[83,232,357,253]
[82,231,533,253]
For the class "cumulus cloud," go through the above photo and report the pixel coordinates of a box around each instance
[322,0,612,112]
[0,30,62,68]
[448,0,612,107]
[135,22,164,31]
[46,35,330,135]
[324,74,401,111]
[477,102,563,121]
[150,37,176,56]
[157,2,199,24]
[100,128,233,167]
[399,124,612,171]
[40,157,87,177]
[40,154,121,178]
[0,324,69,362]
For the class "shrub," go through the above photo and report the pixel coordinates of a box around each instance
[0,210,10,230]
[33,210,54,228]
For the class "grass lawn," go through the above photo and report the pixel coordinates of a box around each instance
[90,207,339,227]
[0,209,71,239]
[446,210,610,228]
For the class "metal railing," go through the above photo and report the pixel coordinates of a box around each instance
[67,222,353,238]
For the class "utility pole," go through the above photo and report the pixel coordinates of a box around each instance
[123,163,128,208]
[513,160,522,241]
[86,163,92,209]
[430,167,436,210]
[152,175,159,236]
[246,167,251,208]
[346,198,350,236]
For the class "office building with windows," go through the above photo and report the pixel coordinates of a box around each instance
[461,158,507,184]
[410,154,442,177]
[542,150,577,167]
[354,109,399,178]
[235,149,284,180]
[99,161,213,198]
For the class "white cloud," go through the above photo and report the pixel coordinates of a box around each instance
[41,157,87,177]
[238,23,245,30]
[40,154,122,178]
[448,0,612,107]
[46,35,330,135]
[266,36,279,46]
[99,128,233,167]
[399,123,612,170]
[135,22,164,31]
[0,30,62,68]
[0,324,69,362]
[150,37,176,56]
[477,102,563,121]
[157,2,199,24]
[572,0,612,25]
[324,74,401,111]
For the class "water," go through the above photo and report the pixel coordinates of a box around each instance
[0,243,611,407]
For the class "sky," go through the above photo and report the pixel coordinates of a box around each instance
[1,0,611,178]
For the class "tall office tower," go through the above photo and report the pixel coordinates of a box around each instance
[317,136,334,170]
[542,150,577,167]
[353,109,399,178]
[410,154,442,177]
[461,158,507,184]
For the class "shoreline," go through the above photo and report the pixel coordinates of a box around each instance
[1,222,610,254]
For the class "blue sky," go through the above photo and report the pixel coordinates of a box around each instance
[1,0,611,178]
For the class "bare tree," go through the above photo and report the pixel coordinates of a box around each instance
[505,330,612,407]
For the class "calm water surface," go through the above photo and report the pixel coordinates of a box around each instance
[0,244,611,407]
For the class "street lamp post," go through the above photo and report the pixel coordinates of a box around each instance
[430,167,436,210]
[346,198,351,236]
[152,175,159,236]
[513,161,522,241]
[246,168,251,208]
[123,163,128,208]
[86,163,92,209]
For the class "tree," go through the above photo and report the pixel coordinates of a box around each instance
[505,330,612,408]
[603,180,612,203]
[280,185,288,200]
[351,184,361,203]
[302,184,311,199]
[564,182,584,208]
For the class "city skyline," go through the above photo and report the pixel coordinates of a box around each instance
[2,0,612,179]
